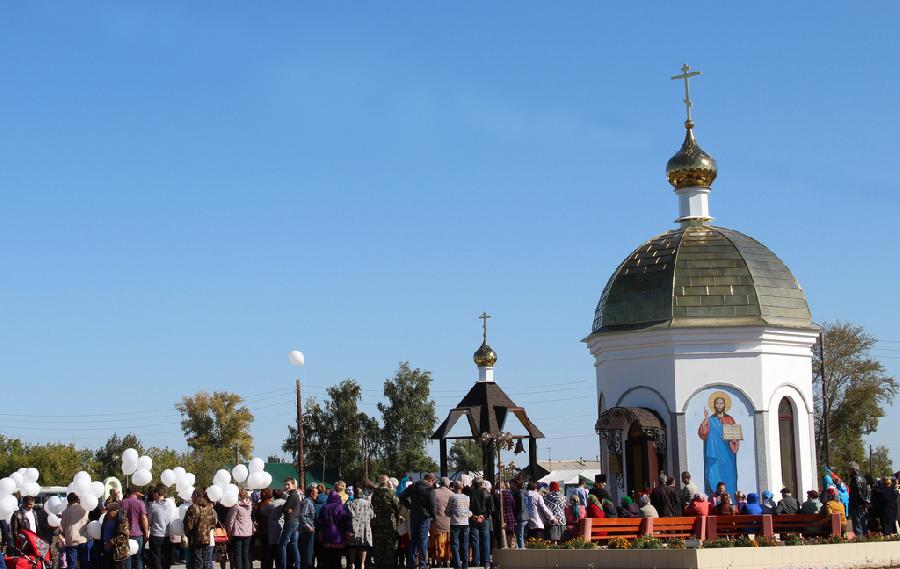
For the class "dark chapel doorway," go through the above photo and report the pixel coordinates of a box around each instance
[598,407,667,498]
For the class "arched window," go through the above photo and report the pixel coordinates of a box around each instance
[778,397,798,493]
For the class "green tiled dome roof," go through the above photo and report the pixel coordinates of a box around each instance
[591,226,814,333]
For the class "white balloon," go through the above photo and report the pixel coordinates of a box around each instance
[132,469,152,487]
[0,478,16,497]
[248,458,265,474]
[90,481,106,499]
[22,481,41,497]
[261,472,273,488]
[0,495,18,518]
[10,472,24,488]
[206,485,223,503]
[44,496,64,516]
[173,467,186,477]
[247,472,267,490]
[177,486,194,502]
[164,498,178,522]
[74,471,91,485]
[219,493,237,508]
[185,473,196,488]
[81,494,99,513]
[178,503,190,520]
[213,469,232,488]
[289,350,305,366]
[225,483,239,497]
[47,513,60,527]
[160,469,176,487]
[87,520,102,540]
[128,539,139,556]
[231,464,249,483]
[73,480,92,498]
[123,461,137,476]
[136,456,153,471]
[122,448,139,465]
[169,518,184,537]
[24,468,39,483]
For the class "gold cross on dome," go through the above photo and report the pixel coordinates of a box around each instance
[671,63,702,124]
[479,312,491,341]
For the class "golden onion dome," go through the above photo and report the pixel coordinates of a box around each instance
[666,121,717,189]
[473,341,497,367]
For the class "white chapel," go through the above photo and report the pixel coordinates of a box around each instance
[586,65,819,502]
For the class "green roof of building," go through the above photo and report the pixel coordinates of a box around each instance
[590,225,814,334]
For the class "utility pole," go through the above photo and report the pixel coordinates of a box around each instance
[363,435,369,481]
[296,379,305,488]
[869,445,874,476]
[819,333,831,468]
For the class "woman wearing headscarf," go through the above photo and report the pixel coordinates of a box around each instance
[760,491,776,514]
[542,483,566,543]
[585,495,604,519]
[821,487,847,531]
[564,494,586,538]
[370,476,399,569]
[616,497,639,518]
[801,490,822,515]
[600,499,618,518]
[317,493,351,569]
[714,493,736,515]
[741,493,763,515]
[347,485,375,569]
[639,495,659,518]
[101,502,130,569]
[874,478,897,535]
[683,494,709,516]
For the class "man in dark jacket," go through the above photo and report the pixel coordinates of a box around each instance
[10,496,47,540]
[588,474,611,503]
[775,488,800,515]
[510,477,529,549]
[400,474,436,569]
[466,478,493,567]
[848,462,870,536]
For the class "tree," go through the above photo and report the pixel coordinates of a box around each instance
[377,362,437,475]
[814,321,898,470]
[0,437,96,485]
[95,434,144,480]
[282,379,379,483]
[176,391,254,461]
[448,440,483,472]
[869,445,894,477]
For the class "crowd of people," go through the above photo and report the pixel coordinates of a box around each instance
[3,460,899,569]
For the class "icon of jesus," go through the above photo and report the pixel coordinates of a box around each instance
[698,391,740,497]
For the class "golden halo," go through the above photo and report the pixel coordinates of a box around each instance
[708,391,732,413]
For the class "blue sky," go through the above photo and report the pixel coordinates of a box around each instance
[1,2,898,468]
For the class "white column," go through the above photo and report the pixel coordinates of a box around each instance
[478,366,494,382]
[674,186,712,225]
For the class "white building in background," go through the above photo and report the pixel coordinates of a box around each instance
[585,66,819,502]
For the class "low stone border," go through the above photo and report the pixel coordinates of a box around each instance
[493,540,900,568]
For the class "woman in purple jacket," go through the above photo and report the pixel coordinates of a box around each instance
[317,493,351,569]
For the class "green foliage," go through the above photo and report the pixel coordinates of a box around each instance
[377,362,437,476]
[869,445,893,477]
[283,379,380,483]
[176,391,254,461]
[665,538,686,549]
[448,440,483,473]
[184,446,234,487]
[0,436,97,485]
[631,536,663,550]
[755,535,780,547]
[814,321,898,470]
[702,538,735,548]
[732,535,759,548]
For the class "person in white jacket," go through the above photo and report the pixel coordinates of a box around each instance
[526,482,558,540]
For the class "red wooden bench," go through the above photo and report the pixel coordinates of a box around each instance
[705,515,774,539]
[771,513,842,537]
[579,517,646,542]
[644,516,706,539]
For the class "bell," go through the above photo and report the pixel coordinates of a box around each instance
[514,439,525,455]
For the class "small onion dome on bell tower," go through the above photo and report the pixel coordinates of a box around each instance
[473,312,497,382]
[473,341,497,368]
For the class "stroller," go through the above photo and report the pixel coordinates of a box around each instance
[4,529,52,569]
